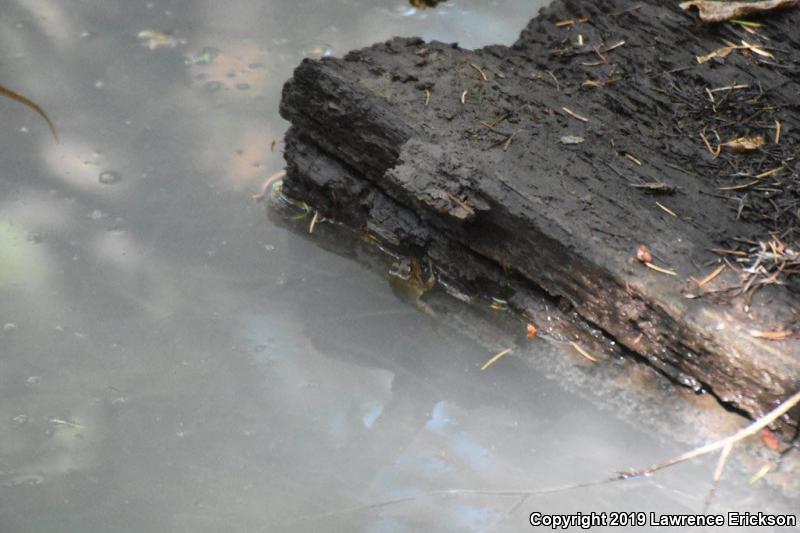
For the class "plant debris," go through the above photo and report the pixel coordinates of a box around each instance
[695,263,726,286]
[481,348,512,370]
[469,63,488,81]
[636,244,653,264]
[655,201,678,218]
[252,169,287,202]
[562,106,589,122]
[719,134,766,153]
[554,17,588,27]
[680,0,798,23]
[0,84,58,141]
[750,330,793,340]
[570,341,599,362]
[644,262,678,276]
[620,389,800,507]
[761,428,781,450]
[560,135,585,145]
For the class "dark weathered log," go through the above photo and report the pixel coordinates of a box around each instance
[279,0,800,420]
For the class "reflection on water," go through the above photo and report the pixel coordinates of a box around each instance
[0,0,797,531]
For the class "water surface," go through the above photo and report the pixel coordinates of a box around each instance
[0,0,796,531]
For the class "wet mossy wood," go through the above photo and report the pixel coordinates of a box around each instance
[280,0,800,420]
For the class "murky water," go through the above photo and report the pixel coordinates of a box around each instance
[0,1,796,531]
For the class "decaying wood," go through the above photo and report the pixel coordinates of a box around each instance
[279,0,800,421]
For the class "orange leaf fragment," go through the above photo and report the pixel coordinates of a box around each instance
[761,428,781,451]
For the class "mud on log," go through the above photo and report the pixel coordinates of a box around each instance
[279,0,800,422]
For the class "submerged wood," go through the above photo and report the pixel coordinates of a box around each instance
[279,0,800,422]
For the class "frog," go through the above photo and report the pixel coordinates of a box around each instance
[387,256,437,316]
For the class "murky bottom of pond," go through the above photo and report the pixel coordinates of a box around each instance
[0,0,796,531]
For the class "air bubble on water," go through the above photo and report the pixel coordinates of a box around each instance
[94,80,105,89]
[11,414,28,427]
[99,171,122,185]
[236,83,250,91]
[25,376,41,385]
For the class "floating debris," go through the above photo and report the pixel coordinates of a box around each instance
[253,169,287,202]
[570,341,598,362]
[185,47,221,66]
[526,323,538,340]
[481,348,512,370]
[489,297,508,311]
[0,84,58,141]
[137,30,182,50]
[748,464,774,484]
[49,417,84,429]
[309,210,319,234]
